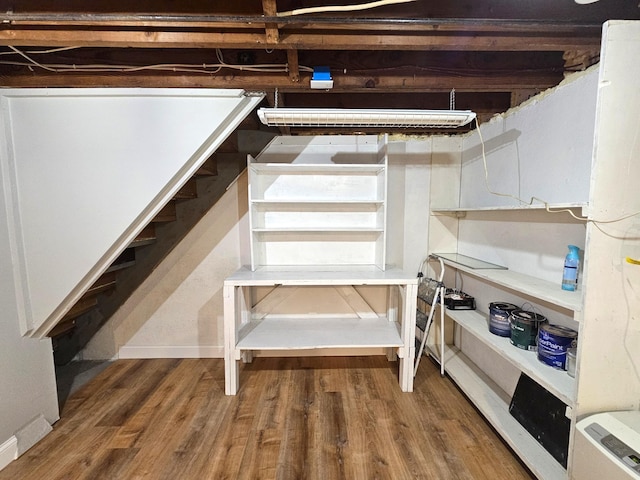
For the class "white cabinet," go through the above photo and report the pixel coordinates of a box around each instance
[248,135,387,270]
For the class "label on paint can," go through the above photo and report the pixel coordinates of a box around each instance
[488,302,518,337]
[537,324,578,370]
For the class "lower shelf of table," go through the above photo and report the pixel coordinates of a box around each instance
[236,316,403,350]
[432,344,567,480]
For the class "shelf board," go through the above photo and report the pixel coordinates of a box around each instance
[445,308,575,406]
[251,199,384,206]
[433,253,582,312]
[236,317,403,350]
[252,227,384,233]
[225,266,417,286]
[437,344,567,480]
[250,163,385,174]
[432,202,588,216]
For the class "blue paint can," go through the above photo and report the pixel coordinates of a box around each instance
[537,324,578,370]
[488,302,519,337]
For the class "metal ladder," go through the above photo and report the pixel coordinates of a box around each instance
[414,255,446,377]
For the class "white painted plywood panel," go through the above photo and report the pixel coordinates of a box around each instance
[2,88,262,335]
[576,21,640,417]
[460,68,596,209]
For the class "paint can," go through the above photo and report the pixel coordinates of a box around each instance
[537,324,578,370]
[488,302,519,337]
[509,310,547,350]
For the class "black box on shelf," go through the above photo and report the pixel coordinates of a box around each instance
[444,289,476,310]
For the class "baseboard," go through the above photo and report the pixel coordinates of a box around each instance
[15,414,52,457]
[118,345,224,359]
[0,436,17,471]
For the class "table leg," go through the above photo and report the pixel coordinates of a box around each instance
[399,283,417,392]
[223,284,239,395]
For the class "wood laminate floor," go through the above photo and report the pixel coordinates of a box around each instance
[1,356,535,479]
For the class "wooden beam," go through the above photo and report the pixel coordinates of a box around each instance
[286,49,300,83]
[0,28,602,52]
[0,71,562,92]
[262,0,280,45]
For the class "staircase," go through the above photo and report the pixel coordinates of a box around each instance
[50,156,220,365]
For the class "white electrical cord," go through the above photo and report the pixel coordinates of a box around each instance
[1,46,314,75]
[476,117,640,234]
[278,0,417,17]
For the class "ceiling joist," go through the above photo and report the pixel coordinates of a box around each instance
[0,1,637,134]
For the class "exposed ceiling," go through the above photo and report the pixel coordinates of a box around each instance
[0,0,638,135]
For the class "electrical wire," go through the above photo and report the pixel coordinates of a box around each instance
[0,46,314,75]
[277,0,417,17]
[475,117,640,232]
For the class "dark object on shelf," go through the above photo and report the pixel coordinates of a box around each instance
[509,373,570,468]
[444,289,476,310]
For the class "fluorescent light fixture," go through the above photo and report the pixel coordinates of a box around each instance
[257,108,476,128]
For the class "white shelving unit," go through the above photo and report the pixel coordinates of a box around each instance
[248,136,388,270]
[426,24,640,478]
[224,135,418,395]
[425,250,581,479]
[441,344,568,480]
[428,242,580,480]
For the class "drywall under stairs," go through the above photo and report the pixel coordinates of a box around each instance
[0,88,264,340]
[50,157,221,364]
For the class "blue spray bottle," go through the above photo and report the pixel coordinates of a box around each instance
[562,245,580,291]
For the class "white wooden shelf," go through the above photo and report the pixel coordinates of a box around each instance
[237,317,402,350]
[249,135,388,270]
[252,227,384,233]
[225,265,415,286]
[436,344,567,480]
[433,253,583,312]
[251,199,384,205]
[431,202,588,216]
[249,163,385,174]
[444,308,575,406]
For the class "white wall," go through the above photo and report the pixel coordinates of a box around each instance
[0,89,262,470]
[458,68,598,284]
[0,117,58,465]
[387,136,433,274]
[83,163,250,360]
[1,89,262,338]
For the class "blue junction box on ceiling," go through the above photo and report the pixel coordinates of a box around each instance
[311,66,333,89]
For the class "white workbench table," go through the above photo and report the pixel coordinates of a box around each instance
[223,265,418,395]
